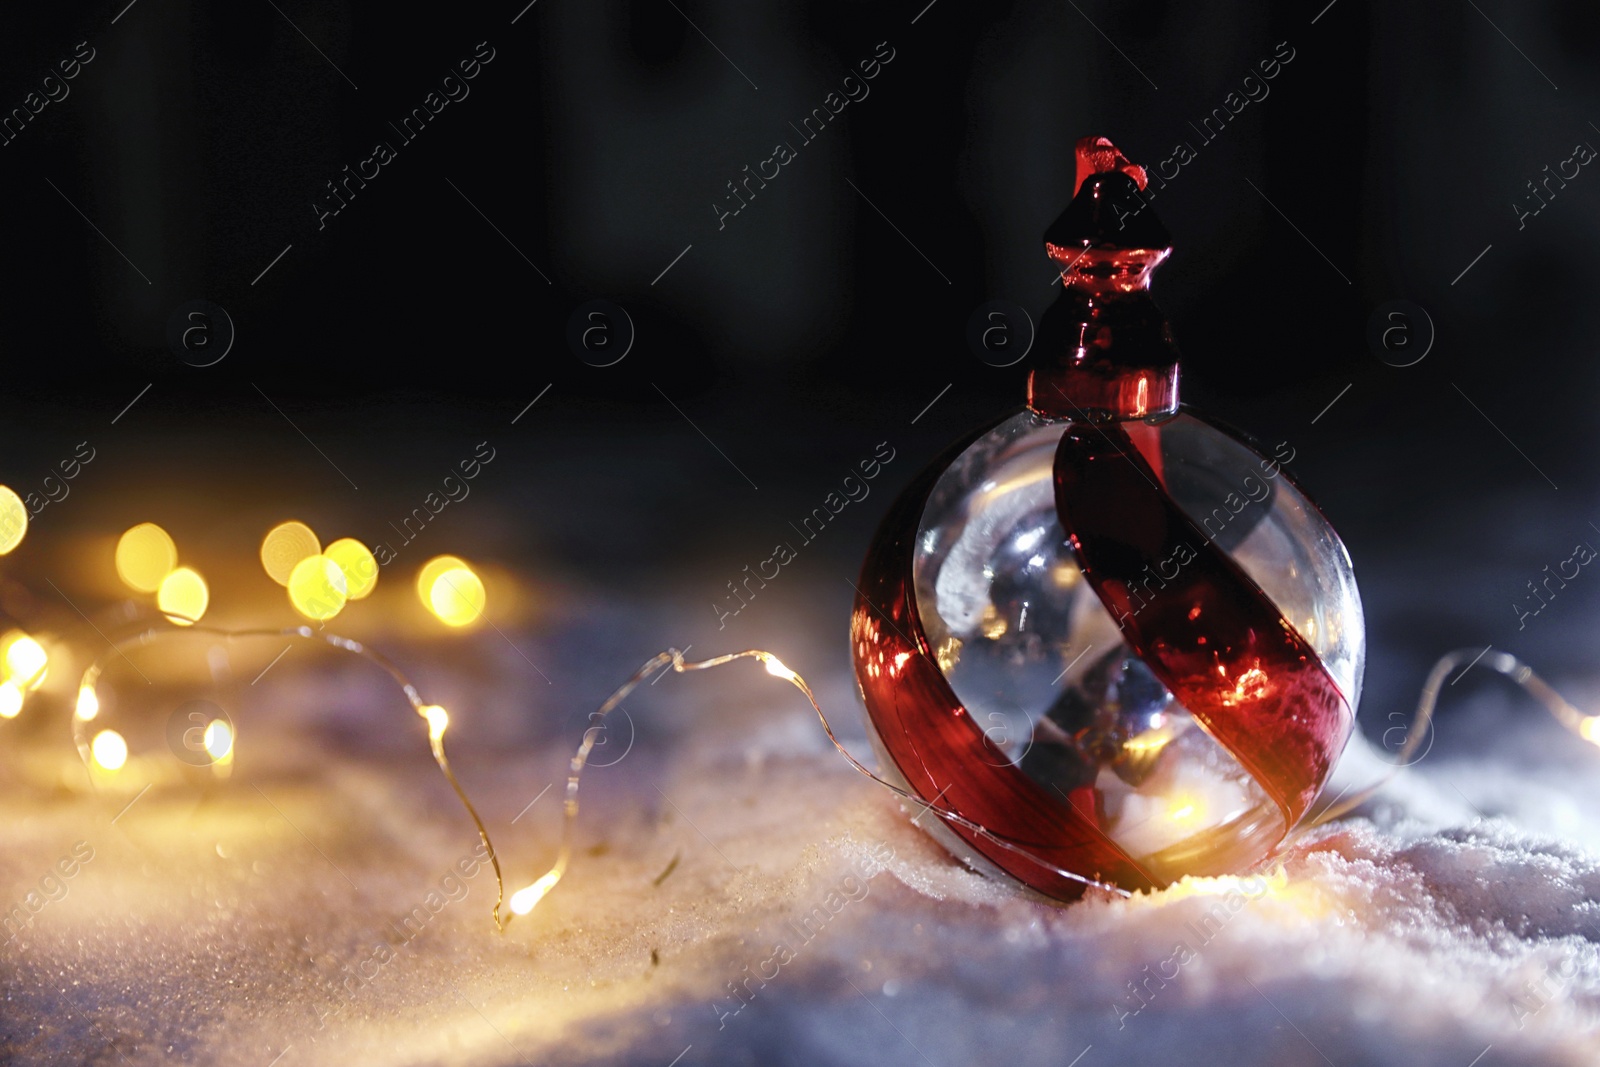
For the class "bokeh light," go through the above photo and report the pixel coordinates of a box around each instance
[2,633,48,690]
[75,686,99,721]
[260,521,321,587]
[426,565,486,628]
[1581,716,1600,747]
[157,567,210,626]
[0,486,27,555]
[91,729,128,771]
[287,555,348,621]
[416,555,467,604]
[115,522,178,594]
[0,681,22,719]
[325,538,378,600]
[203,719,234,760]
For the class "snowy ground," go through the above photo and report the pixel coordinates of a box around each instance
[4,577,1600,1067]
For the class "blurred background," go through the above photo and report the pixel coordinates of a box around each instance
[3,0,1600,743]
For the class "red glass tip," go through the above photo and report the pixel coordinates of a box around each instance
[1073,135,1148,193]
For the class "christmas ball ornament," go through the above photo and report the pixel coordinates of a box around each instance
[851,136,1365,900]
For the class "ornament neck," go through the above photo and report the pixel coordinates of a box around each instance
[1027,285,1180,421]
[1026,136,1181,422]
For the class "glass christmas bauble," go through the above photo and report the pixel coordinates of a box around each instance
[851,137,1365,900]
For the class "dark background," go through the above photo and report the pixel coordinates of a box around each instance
[4,0,1600,734]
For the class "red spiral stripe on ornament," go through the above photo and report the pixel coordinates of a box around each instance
[1051,420,1352,826]
[851,431,1158,901]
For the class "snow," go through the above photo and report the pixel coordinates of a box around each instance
[3,594,1600,1067]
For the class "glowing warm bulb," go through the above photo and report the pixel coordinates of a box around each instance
[762,655,798,683]
[1170,802,1197,821]
[419,704,450,743]
[325,538,378,600]
[114,522,178,593]
[427,566,486,628]
[260,521,321,587]
[158,567,209,626]
[91,729,128,770]
[1580,716,1600,747]
[417,555,466,605]
[203,719,234,760]
[0,486,26,555]
[509,870,562,916]
[2,634,48,690]
[75,686,100,721]
[0,681,22,719]
[287,555,349,621]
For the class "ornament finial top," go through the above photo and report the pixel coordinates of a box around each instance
[1028,135,1180,421]
[1044,135,1171,290]
[1072,135,1148,192]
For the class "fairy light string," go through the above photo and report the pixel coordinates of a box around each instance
[504,647,1136,925]
[1304,647,1600,828]
[67,623,1600,932]
[72,619,508,929]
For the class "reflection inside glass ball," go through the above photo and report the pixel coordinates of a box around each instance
[903,409,1363,884]
[1020,648,1274,869]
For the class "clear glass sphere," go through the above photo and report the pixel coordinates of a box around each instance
[902,408,1365,884]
